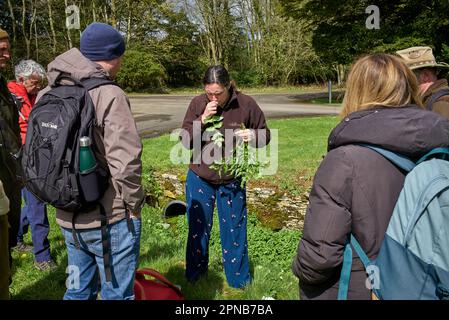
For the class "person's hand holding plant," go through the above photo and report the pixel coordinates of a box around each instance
[235,128,255,142]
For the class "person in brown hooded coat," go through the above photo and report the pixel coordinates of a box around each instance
[37,22,144,300]
[292,53,449,300]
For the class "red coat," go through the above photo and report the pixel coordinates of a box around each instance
[7,81,36,145]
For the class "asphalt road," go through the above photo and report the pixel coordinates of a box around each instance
[130,93,341,138]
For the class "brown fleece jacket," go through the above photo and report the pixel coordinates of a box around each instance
[180,86,270,184]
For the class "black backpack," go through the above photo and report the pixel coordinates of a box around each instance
[22,76,117,281]
[22,76,113,212]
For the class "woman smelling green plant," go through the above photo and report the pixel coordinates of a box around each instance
[180,65,271,289]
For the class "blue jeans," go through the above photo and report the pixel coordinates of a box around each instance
[60,217,141,300]
[185,170,251,288]
[17,188,51,263]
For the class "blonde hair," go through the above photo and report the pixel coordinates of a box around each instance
[340,53,423,118]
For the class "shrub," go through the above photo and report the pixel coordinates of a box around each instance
[230,70,263,87]
[116,49,167,93]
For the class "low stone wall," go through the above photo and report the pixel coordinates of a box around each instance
[247,188,307,231]
[151,173,308,232]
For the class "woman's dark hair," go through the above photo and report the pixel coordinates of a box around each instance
[203,65,230,87]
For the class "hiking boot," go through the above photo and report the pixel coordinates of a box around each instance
[13,242,33,253]
[34,259,57,271]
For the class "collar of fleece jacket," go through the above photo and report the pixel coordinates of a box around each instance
[328,105,449,158]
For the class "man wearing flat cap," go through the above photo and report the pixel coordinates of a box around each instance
[396,46,449,118]
[37,22,144,300]
[0,27,22,300]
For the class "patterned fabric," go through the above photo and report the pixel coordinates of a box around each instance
[185,169,251,288]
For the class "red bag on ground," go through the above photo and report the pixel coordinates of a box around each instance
[134,268,185,300]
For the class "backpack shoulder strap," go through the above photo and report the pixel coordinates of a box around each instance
[350,235,371,268]
[81,77,118,92]
[425,88,449,111]
[338,144,415,300]
[50,75,117,92]
[416,147,449,164]
[338,240,353,300]
[356,144,416,172]
[338,235,373,300]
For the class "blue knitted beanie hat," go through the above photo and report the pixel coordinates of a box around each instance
[80,22,125,61]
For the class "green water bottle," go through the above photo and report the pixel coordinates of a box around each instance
[79,136,96,173]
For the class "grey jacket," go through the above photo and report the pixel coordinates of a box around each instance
[37,48,144,229]
[293,106,449,300]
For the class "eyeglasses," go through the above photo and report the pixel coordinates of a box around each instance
[205,90,225,98]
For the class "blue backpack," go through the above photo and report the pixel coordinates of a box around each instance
[338,145,449,300]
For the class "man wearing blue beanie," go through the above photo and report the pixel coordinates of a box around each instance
[79,22,126,79]
[36,22,144,300]
[80,22,126,63]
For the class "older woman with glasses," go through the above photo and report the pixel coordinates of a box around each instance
[7,59,56,271]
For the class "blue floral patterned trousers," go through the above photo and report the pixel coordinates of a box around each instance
[185,169,251,288]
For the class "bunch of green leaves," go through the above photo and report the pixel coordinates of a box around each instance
[209,122,267,188]
[204,115,224,147]
[211,136,266,188]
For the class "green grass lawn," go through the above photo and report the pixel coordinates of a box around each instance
[10,115,339,300]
